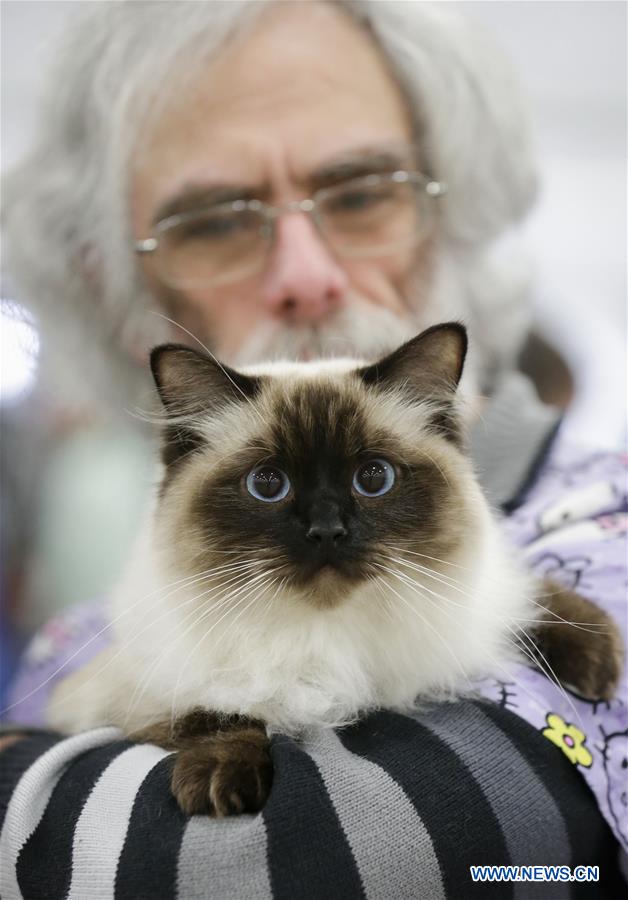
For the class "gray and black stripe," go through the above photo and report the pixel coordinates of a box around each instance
[0,703,622,899]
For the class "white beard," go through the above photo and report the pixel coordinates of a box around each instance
[227,256,485,410]
[230,298,418,367]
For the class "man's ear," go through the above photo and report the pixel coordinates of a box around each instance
[150,343,260,416]
[150,344,261,470]
[358,323,468,441]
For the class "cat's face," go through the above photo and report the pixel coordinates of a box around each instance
[150,324,478,608]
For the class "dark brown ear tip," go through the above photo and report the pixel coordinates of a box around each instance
[446,322,468,381]
[415,321,468,369]
[400,321,468,352]
[150,344,171,388]
[150,343,200,364]
[452,321,468,347]
[425,321,468,346]
[447,321,468,341]
[431,321,468,375]
[445,320,468,360]
[149,343,204,385]
[149,344,169,381]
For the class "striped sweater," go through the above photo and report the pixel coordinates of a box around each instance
[0,701,624,899]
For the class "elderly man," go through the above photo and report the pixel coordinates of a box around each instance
[2,2,625,897]
[4,1,536,400]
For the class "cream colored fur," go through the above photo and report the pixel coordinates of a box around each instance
[49,357,535,736]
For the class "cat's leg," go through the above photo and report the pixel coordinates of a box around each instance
[131,709,273,816]
[528,581,624,700]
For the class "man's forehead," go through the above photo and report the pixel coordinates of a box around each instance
[131,2,414,228]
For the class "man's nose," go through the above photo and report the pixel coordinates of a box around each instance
[260,213,349,323]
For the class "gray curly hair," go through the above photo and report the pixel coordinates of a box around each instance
[2,0,538,414]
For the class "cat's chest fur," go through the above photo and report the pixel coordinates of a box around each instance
[109,513,531,735]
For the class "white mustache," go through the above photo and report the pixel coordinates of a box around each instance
[230,302,418,366]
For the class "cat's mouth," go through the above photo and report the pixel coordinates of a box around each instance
[293,559,366,608]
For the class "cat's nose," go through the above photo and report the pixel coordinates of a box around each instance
[306,521,348,547]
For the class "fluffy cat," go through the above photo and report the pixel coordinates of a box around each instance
[49,323,622,815]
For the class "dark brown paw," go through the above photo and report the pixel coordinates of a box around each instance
[171,727,272,817]
[534,584,624,700]
[562,623,623,701]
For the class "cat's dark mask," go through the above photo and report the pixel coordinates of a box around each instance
[150,324,471,605]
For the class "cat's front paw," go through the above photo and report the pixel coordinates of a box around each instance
[171,727,272,816]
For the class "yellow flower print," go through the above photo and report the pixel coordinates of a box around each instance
[542,712,593,767]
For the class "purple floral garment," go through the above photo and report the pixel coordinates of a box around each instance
[478,445,628,852]
[6,444,628,849]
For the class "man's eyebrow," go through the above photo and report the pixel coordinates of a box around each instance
[307,148,417,191]
[152,148,417,224]
[152,183,268,226]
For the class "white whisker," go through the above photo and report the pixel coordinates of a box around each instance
[121,567,263,726]
[378,560,586,729]
[168,568,282,722]
[372,563,472,686]
[384,553,605,632]
[0,558,262,717]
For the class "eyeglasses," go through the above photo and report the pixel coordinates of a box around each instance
[135,170,446,289]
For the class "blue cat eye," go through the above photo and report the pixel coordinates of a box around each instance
[353,458,395,497]
[246,465,291,503]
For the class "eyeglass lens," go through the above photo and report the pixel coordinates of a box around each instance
[155,175,432,289]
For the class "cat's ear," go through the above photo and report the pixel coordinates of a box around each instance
[150,344,261,470]
[150,344,260,416]
[359,323,467,394]
[358,323,467,441]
